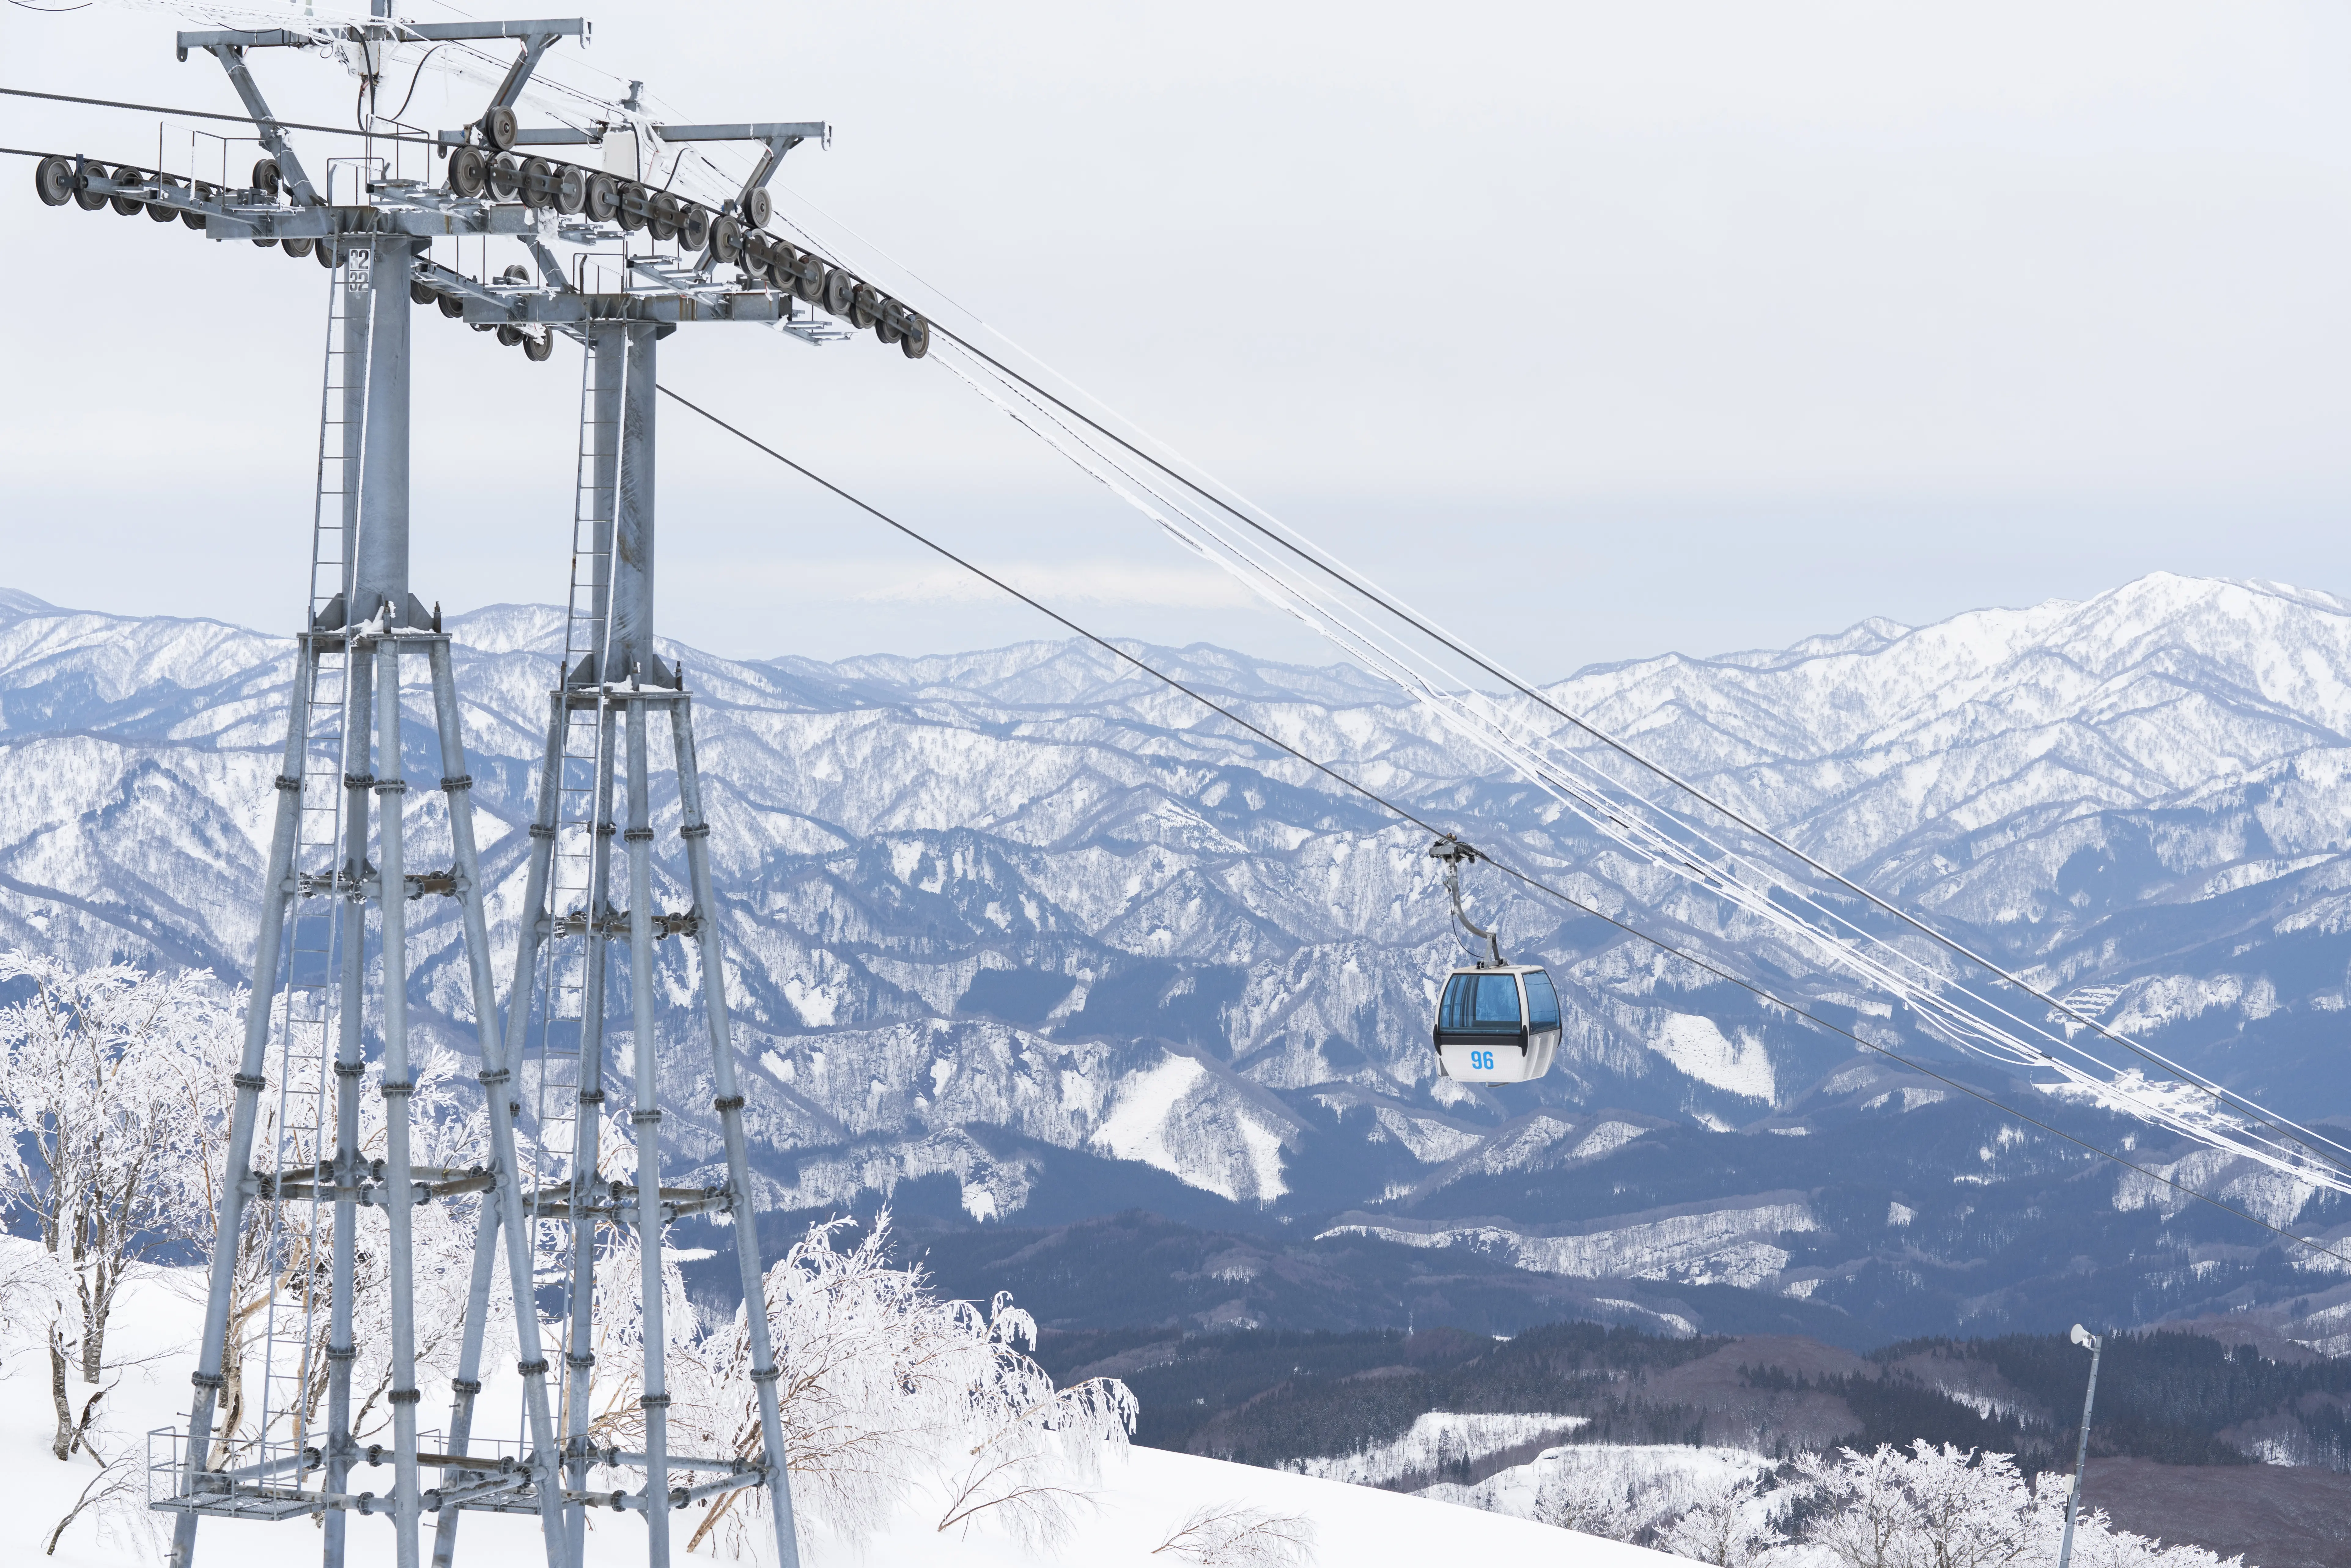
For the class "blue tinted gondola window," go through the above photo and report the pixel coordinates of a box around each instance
[1524,970,1560,1027]
[1440,973,1523,1033]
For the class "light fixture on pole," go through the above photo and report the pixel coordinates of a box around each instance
[2057,1324,2105,1568]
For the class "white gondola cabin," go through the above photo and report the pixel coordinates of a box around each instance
[1426,834,1559,1083]
[1433,964,1561,1083]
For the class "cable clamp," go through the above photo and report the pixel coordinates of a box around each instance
[379,1079,415,1098]
[637,1393,670,1410]
[678,823,710,839]
[274,775,304,793]
[327,1345,358,1363]
[622,827,654,843]
[343,773,375,792]
[231,1072,267,1092]
[528,824,556,840]
[712,1094,746,1112]
[439,774,473,792]
[748,1366,781,1385]
[190,1371,225,1391]
[478,1068,512,1087]
[375,778,409,795]
[578,1088,607,1105]
[565,1352,596,1371]
[516,1358,551,1377]
[334,1059,365,1078]
[388,1388,421,1406]
[450,1377,481,1394]
[631,1109,662,1126]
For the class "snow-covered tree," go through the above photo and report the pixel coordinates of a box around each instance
[0,954,240,1458]
[1781,1443,2242,1568]
[1791,1442,1941,1568]
[626,1211,1137,1555]
[0,952,498,1467]
[1534,1455,1657,1541]
[1520,1440,2243,1568]
[1658,1478,1783,1568]
[1536,1448,1764,1545]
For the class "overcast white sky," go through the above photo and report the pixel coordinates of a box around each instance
[5,2,2351,679]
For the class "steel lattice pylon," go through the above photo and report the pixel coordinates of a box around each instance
[72,7,884,1568]
[161,218,576,1568]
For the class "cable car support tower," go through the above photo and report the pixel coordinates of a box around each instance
[16,8,930,1568]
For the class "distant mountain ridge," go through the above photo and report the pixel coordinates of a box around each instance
[5,572,2351,1348]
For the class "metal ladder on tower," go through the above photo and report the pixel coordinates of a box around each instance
[523,331,623,1425]
[246,253,370,1462]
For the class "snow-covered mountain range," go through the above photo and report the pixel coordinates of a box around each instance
[6,573,2350,1345]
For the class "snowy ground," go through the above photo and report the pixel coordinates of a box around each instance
[2,1254,1672,1568]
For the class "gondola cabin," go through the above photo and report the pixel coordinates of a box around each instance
[1433,964,1561,1083]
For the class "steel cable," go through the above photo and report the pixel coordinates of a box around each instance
[0,82,442,143]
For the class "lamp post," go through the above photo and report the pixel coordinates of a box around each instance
[2057,1323,2104,1568]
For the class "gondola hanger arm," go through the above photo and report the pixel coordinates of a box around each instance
[1429,835,1503,967]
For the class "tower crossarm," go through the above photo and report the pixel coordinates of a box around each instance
[195,45,320,206]
[174,18,589,52]
[648,122,831,211]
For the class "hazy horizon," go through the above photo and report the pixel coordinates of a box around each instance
[8,566,2314,694]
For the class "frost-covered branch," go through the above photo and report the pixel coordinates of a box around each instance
[1153,1500,1318,1567]
[666,1212,1134,1556]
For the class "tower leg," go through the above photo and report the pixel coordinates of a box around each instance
[373,641,424,1568]
[670,698,802,1568]
[500,689,580,1556]
[352,242,415,623]
[561,700,619,1568]
[322,637,375,1568]
[622,701,672,1566]
[429,1197,501,1568]
[170,638,317,1568]
[610,327,663,683]
[426,639,569,1562]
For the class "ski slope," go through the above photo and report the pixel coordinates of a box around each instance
[0,1252,1669,1567]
